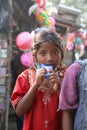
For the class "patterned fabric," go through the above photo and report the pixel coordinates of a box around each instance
[59,59,87,130]
[74,59,87,130]
[11,68,62,130]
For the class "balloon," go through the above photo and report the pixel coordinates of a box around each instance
[37,6,43,15]
[40,11,48,19]
[16,32,33,51]
[66,42,74,51]
[68,33,75,42]
[36,0,46,8]
[74,37,82,44]
[48,17,56,26]
[32,6,43,15]
[20,52,33,67]
[49,26,56,31]
[28,3,38,16]
[83,40,87,46]
[35,14,44,24]
[42,20,49,26]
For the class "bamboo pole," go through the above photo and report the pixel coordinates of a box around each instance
[4,33,12,130]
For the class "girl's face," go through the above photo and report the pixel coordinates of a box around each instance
[36,42,61,69]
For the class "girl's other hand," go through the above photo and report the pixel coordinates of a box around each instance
[48,70,60,93]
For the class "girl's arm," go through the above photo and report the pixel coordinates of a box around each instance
[15,83,39,117]
[62,110,74,130]
[15,68,46,117]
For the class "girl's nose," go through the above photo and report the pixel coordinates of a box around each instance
[47,53,53,61]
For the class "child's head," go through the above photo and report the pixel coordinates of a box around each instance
[32,28,64,69]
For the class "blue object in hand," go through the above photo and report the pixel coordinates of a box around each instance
[39,64,53,78]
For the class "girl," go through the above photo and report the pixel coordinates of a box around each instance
[11,28,64,130]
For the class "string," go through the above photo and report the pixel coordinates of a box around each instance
[15,0,31,23]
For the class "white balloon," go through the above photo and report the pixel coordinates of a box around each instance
[28,3,38,16]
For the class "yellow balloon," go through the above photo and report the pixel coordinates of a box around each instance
[35,14,44,24]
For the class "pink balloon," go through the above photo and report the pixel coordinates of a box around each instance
[66,42,74,51]
[16,32,33,51]
[48,17,56,26]
[37,7,43,15]
[20,52,33,67]
[68,33,75,41]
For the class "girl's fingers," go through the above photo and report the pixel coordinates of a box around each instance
[36,68,47,76]
[49,72,59,80]
[48,73,60,84]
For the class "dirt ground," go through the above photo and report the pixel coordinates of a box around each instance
[8,113,17,130]
[1,104,17,130]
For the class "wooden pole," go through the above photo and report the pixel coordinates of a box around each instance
[4,33,12,130]
[4,0,13,129]
[0,74,10,79]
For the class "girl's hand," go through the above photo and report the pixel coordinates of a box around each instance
[34,68,47,88]
[48,70,59,84]
[48,70,61,93]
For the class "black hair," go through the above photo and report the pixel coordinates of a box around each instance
[32,28,64,61]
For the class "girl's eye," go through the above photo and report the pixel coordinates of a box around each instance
[52,50,59,55]
[39,51,46,56]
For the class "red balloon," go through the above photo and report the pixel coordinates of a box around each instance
[36,0,46,8]
[16,32,33,51]
[20,52,33,67]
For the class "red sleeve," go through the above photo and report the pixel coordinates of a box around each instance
[10,69,30,109]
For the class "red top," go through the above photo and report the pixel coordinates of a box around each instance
[11,68,62,130]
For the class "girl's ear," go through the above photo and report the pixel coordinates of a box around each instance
[35,56,38,65]
[58,51,62,65]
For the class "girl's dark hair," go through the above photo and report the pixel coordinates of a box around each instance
[32,28,64,60]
